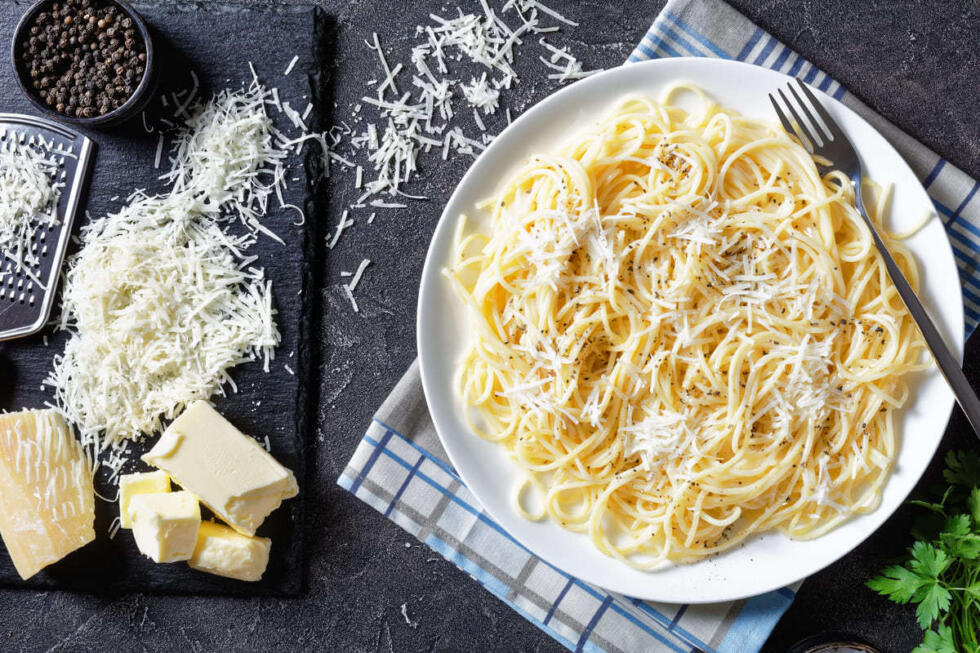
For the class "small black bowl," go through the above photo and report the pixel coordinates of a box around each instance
[11,0,157,129]
[788,632,880,653]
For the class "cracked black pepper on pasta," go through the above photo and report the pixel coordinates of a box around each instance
[17,0,147,119]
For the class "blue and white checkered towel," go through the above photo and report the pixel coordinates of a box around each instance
[340,1,980,651]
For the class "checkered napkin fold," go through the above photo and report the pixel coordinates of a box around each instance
[339,1,980,651]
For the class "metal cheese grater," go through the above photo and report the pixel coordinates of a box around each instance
[0,113,94,342]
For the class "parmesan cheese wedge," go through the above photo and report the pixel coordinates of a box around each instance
[142,401,298,536]
[0,410,94,580]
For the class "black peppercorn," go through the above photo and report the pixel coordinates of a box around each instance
[18,0,147,119]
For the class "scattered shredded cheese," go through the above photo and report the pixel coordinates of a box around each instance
[317,0,600,258]
[162,80,297,242]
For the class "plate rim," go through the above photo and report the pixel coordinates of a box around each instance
[416,56,962,603]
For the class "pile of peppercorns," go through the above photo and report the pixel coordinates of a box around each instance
[18,0,147,119]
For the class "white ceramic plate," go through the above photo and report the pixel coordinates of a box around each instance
[417,58,962,604]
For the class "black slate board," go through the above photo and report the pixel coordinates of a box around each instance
[0,2,326,596]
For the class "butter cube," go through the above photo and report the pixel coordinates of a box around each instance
[119,471,171,529]
[142,401,298,536]
[130,492,201,563]
[189,521,271,582]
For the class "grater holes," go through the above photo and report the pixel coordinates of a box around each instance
[0,121,81,330]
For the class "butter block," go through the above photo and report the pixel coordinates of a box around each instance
[0,410,95,580]
[119,471,171,529]
[189,521,271,582]
[142,401,298,536]
[130,491,201,563]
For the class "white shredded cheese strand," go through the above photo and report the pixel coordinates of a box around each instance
[347,258,371,292]
[328,210,353,249]
[538,37,603,81]
[342,284,359,313]
[462,73,501,114]
[154,133,165,169]
[0,145,62,284]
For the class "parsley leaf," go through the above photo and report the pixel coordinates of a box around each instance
[867,564,925,603]
[939,515,980,560]
[968,487,980,525]
[944,451,980,487]
[944,514,972,538]
[909,541,950,579]
[941,532,980,560]
[913,625,957,653]
[869,451,980,650]
[913,582,952,629]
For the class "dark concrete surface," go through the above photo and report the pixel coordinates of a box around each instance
[2,0,979,652]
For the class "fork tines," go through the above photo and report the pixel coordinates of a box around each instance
[768,79,841,153]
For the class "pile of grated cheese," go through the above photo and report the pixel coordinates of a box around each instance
[48,193,278,448]
[0,146,62,284]
[44,73,316,451]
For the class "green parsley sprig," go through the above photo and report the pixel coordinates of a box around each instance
[867,451,980,653]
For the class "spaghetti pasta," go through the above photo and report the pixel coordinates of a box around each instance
[445,83,929,567]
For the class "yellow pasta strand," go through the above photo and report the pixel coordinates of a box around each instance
[445,84,928,568]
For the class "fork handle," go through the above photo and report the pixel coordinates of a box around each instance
[855,180,980,437]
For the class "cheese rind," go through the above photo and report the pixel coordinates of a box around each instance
[189,521,271,582]
[142,401,298,536]
[130,491,201,563]
[119,471,171,529]
[0,410,95,580]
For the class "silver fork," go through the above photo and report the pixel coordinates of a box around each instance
[769,79,980,437]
